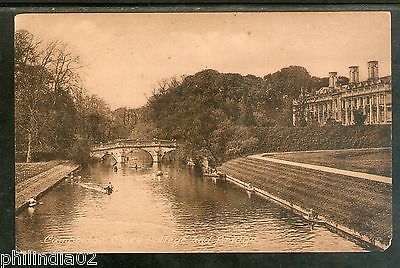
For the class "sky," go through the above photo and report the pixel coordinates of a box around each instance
[16,12,391,109]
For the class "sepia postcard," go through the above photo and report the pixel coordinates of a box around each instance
[13,11,392,256]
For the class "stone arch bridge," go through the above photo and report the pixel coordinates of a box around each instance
[90,139,177,164]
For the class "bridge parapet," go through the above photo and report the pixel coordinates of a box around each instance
[90,139,177,163]
[91,139,177,152]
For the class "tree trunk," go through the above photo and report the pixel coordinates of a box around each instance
[26,131,32,163]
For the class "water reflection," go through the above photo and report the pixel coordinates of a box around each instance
[16,160,366,252]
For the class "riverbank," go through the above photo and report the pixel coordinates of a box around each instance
[16,161,80,214]
[218,149,392,250]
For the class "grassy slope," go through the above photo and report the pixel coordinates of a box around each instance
[219,157,392,245]
[268,148,392,177]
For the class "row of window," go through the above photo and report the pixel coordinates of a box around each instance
[305,95,391,112]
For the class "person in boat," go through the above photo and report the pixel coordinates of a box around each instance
[104,182,114,195]
[28,196,37,207]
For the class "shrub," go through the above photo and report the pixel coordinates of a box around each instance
[253,125,391,154]
[66,138,91,165]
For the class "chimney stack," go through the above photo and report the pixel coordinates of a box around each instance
[368,61,379,80]
[328,72,337,88]
[349,66,359,83]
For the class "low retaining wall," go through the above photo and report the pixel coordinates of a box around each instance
[224,174,387,250]
[16,161,80,214]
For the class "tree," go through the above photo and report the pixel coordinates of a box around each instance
[145,66,339,163]
[263,66,314,126]
[293,88,310,127]
[15,30,137,164]
[15,30,53,162]
[110,107,139,139]
[337,76,350,86]
[78,95,113,143]
[263,66,313,98]
[145,69,263,162]
[52,90,78,155]
[15,30,85,161]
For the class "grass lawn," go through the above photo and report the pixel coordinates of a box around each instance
[219,156,392,246]
[15,161,63,185]
[267,148,391,177]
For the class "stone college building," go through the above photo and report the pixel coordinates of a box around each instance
[292,61,392,126]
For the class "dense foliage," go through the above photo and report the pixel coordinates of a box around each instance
[15,30,133,163]
[145,69,389,166]
[144,68,323,165]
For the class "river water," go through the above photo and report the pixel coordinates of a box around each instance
[16,160,366,252]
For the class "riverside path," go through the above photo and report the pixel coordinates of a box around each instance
[249,154,391,184]
[16,161,80,213]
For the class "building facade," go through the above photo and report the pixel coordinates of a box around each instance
[293,61,392,126]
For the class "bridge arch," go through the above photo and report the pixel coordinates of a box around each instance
[98,151,119,163]
[158,148,176,162]
[124,148,154,164]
